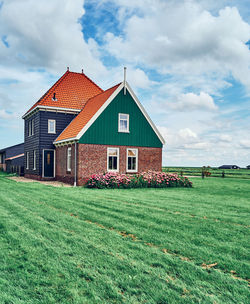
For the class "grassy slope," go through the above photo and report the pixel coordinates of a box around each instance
[0,175,249,303]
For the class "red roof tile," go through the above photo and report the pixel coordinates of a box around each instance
[24,70,103,116]
[55,83,121,142]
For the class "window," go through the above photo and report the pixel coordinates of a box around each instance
[127,148,138,172]
[107,148,119,172]
[26,152,29,169]
[28,120,31,136]
[33,150,36,170]
[118,113,129,132]
[67,147,72,172]
[48,119,56,134]
[0,154,2,164]
[28,119,34,136]
[32,119,34,135]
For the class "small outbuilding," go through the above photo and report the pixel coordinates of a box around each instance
[0,143,24,173]
[5,154,25,175]
[218,165,240,169]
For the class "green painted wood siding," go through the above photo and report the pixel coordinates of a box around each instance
[79,90,163,148]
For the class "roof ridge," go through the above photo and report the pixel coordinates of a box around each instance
[28,70,69,110]
[23,70,105,118]
[81,72,104,93]
[39,70,70,105]
[82,82,121,109]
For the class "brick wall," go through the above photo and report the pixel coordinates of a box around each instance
[56,144,76,185]
[77,144,162,186]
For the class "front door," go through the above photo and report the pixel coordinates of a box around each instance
[44,150,54,177]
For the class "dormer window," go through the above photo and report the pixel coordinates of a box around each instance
[118,113,129,133]
[52,93,57,101]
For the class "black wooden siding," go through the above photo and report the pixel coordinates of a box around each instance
[0,143,24,164]
[24,111,76,176]
[24,111,40,175]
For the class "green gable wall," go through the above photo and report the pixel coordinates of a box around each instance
[79,89,163,148]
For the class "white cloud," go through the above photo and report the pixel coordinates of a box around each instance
[178,128,197,139]
[104,1,250,90]
[219,134,232,142]
[171,92,218,111]
[184,142,211,150]
[239,139,250,148]
[0,0,106,76]
[0,109,18,119]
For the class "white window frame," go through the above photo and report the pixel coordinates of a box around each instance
[107,148,119,172]
[67,147,72,172]
[118,113,129,133]
[126,148,138,173]
[32,119,34,135]
[26,152,29,170]
[28,120,31,136]
[48,119,56,134]
[33,150,36,170]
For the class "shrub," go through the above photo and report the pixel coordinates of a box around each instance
[85,171,192,189]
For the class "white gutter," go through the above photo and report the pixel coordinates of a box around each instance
[22,105,81,119]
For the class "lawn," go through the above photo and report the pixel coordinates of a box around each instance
[0,173,249,303]
[163,167,250,179]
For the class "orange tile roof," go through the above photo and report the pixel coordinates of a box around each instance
[24,70,103,116]
[55,83,121,142]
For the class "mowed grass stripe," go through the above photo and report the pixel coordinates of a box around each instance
[0,176,249,303]
[0,190,248,299]
[3,178,249,280]
[4,179,250,274]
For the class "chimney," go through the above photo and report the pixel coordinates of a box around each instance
[67,67,69,71]
[82,69,84,74]
[52,93,57,101]
[123,67,127,95]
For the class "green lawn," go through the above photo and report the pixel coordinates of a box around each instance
[0,173,249,303]
[163,167,250,179]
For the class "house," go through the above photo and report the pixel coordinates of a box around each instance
[22,68,165,186]
[218,165,240,169]
[0,143,24,173]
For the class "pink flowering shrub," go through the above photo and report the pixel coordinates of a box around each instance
[85,171,192,189]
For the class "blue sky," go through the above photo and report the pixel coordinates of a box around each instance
[0,0,250,166]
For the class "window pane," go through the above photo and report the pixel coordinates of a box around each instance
[49,121,53,132]
[120,120,127,131]
[108,149,117,156]
[47,153,50,165]
[128,157,136,170]
[108,157,113,170]
[108,156,117,170]
[120,114,128,120]
[128,149,136,157]
[113,156,117,170]
[67,148,71,171]
[132,157,136,170]
[128,157,132,170]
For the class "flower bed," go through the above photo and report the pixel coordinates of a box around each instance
[85,171,192,189]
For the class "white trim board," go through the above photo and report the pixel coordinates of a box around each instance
[22,105,81,119]
[107,147,119,172]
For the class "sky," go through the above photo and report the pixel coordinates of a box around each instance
[0,0,250,167]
